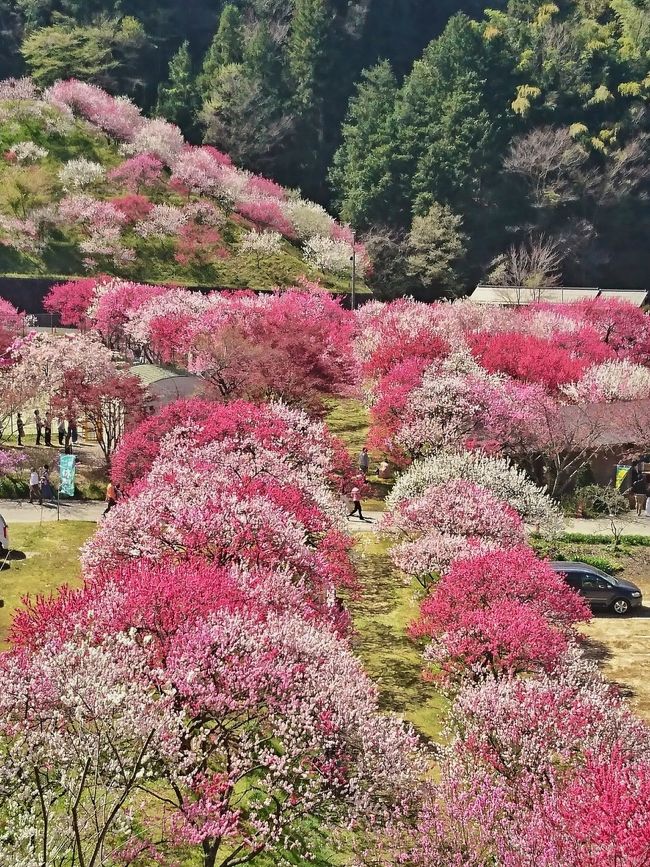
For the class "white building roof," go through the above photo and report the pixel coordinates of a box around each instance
[470,285,646,306]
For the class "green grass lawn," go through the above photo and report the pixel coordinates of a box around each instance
[345,536,448,742]
[0,521,94,644]
[325,397,370,457]
[325,398,391,511]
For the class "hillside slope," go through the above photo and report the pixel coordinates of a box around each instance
[0,78,368,293]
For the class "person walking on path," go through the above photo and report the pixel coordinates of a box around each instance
[359,447,370,478]
[34,409,43,446]
[633,475,648,516]
[57,415,66,446]
[348,486,365,521]
[28,468,42,505]
[16,413,24,447]
[44,411,52,447]
[103,481,119,517]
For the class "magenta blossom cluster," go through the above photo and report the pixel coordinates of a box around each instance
[2,396,422,865]
[358,297,650,466]
[45,277,358,412]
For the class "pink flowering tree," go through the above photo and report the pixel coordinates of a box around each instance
[411,547,590,685]
[108,153,164,191]
[90,279,168,347]
[355,298,447,381]
[110,397,355,493]
[0,297,23,356]
[82,467,354,618]
[45,79,144,139]
[187,289,357,412]
[0,448,27,475]
[387,449,564,538]
[374,650,650,866]
[4,563,422,866]
[543,297,650,364]
[382,479,525,585]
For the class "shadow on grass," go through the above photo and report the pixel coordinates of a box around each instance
[582,635,637,700]
[344,536,448,743]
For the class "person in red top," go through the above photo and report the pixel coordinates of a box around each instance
[103,481,119,517]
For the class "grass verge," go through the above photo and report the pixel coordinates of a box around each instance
[345,535,448,742]
[0,521,95,645]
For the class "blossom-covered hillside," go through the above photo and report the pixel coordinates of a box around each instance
[0,78,368,292]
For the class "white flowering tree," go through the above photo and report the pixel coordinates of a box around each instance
[58,158,105,191]
[388,449,564,538]
[303,235,353,275]
[239,229,283,267]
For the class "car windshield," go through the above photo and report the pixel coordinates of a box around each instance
[590,568,617,585]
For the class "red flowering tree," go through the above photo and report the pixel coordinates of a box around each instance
[468,331,590,392]
[188,290,357,412]
[52,366,148,463]
[411,546,590,685]
[43,278,99,328]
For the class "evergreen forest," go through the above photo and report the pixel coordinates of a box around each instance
[0,0,649,297]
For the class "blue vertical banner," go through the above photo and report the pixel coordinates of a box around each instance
[59,454,76,497]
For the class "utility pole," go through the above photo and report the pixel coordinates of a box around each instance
[351,229,356,311]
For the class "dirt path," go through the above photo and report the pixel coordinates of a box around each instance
[581,550,650,723]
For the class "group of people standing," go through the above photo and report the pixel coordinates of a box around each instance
[17,410,78,452]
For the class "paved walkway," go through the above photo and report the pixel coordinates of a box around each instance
[3,498,648,537]
[564,514,650,536]
[347,511,383,533]
[349,512,650,537]
[0,499,104,523]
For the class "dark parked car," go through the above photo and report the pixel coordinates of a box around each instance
[550,561,643,615]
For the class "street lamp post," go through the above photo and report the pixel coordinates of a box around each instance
[351,229,356,311]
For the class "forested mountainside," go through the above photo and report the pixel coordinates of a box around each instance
[0,0,648,297]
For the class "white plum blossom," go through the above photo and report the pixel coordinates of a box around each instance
[561,358,650,403]
[284,198,334,240]
[0,214,43,253]
[388,449,563,538]
[135,203,189,239]
[122,117,184,165]
[303,235,353,275]
[58,157,105,191]
[240,229,283,258]
[7,140,48,162]
[391,532,500,579]
[0,77,38,101]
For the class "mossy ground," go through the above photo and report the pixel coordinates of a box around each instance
[346,535,448,742]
